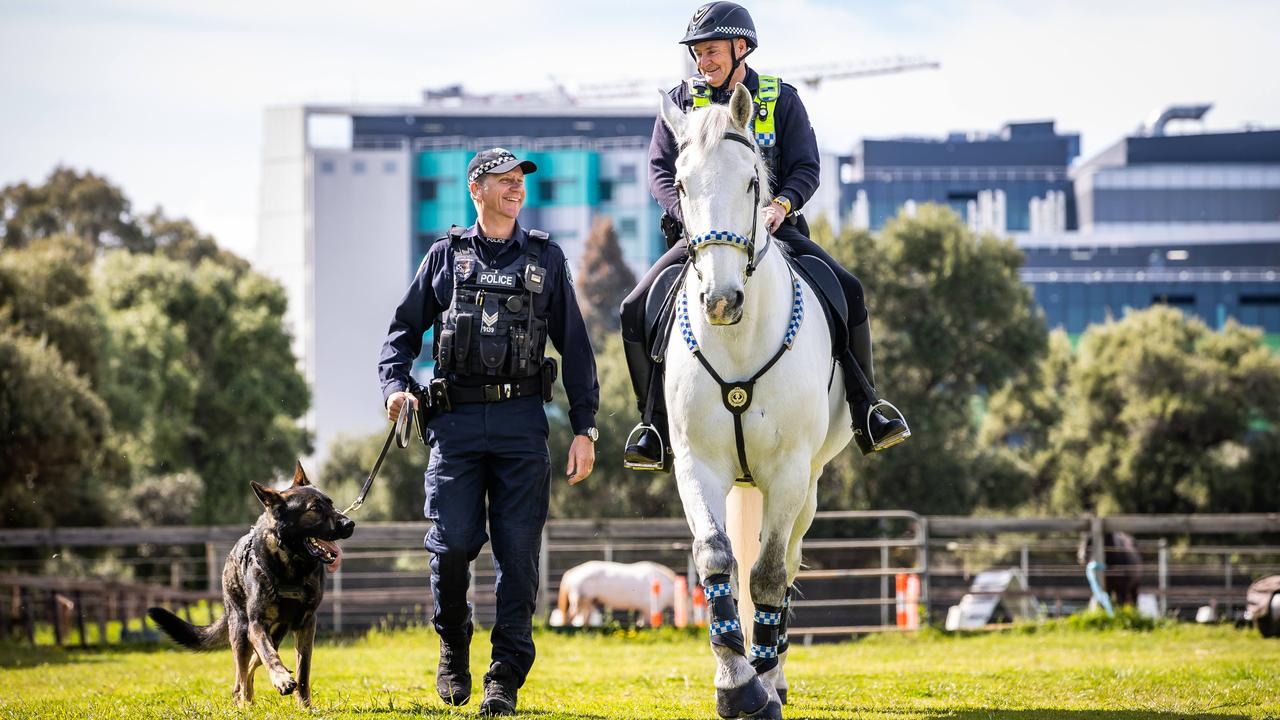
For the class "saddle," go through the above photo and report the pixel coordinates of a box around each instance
[636,253,850,362]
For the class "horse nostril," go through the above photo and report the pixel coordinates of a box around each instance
[733,290,744,309]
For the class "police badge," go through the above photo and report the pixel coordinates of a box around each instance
[454,255,476,280]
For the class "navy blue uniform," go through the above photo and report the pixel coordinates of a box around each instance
[622,67,867,343]
[378,221,598,686]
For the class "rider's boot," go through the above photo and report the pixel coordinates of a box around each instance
[844,318,910,455]
[622,337,672,472]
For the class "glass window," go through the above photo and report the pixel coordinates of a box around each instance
[619,217,638,236]
[539,180,556,201]
[419,180,438,201]
[352,160,366,175]
[384,160,398,174]
[599,180,614,202]
[320,160,335,174]
[619,164,637,182]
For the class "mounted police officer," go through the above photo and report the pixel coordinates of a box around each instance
[379,148,599,716]
[620,1,909,471]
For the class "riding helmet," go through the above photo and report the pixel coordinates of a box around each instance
[679,2,758,50]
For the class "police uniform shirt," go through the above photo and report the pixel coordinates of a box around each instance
[648,66,821,224]
[378,221,600,435]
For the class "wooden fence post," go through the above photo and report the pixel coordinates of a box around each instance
[48,592,63,646]
[74,591,88,648]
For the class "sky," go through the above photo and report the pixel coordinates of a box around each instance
[2,0,1278,261]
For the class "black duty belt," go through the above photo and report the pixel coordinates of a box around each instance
[447,375,543,405]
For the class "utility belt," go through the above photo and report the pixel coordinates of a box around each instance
[412,358,557,429]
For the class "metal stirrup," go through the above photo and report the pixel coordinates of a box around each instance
[623,424,667,471]
[866,399,911,452]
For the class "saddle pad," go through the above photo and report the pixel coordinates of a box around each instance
[789,254,849,352]
[645,263,688,358]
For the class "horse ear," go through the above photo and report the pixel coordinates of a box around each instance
[659,90,688,140]
[729,83,753,131]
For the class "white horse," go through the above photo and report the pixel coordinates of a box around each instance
[551,561,678,627]
[659,85,853,720]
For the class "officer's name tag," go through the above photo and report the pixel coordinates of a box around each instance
[478,271,517,288]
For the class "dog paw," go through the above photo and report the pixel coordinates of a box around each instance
[272,672,298,695]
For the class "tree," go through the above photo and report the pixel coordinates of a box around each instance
[1,167,144,251]
[812,207,1049,514]
[0,329,111,528]
[1035,307,1280,514]
[575,216,637,345]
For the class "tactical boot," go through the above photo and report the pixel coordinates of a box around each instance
[847,319,910,455]
[479,662,520,716]
[622,337,672,472]
[435,624,472,706]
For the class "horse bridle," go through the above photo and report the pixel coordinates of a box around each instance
[676,131,770,278]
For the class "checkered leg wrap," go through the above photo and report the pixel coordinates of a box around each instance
[703,573,745,656]
[750,602,784,674]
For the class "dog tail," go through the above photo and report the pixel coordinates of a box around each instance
[147,607,228,651]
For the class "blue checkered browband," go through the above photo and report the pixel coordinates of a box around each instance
[690,230,751,251]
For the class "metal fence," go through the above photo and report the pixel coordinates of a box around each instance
[2,513,1277,645]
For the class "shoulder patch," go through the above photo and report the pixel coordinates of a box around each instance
[564,258,574,285]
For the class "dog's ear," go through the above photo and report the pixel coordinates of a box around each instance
[292,461,310,487]
[251,481,283,509]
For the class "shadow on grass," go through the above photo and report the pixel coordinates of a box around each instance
[792,708,1251,720]
[0,642,121,668]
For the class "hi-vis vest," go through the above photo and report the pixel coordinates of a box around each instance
[435,227,549,380]
[688,74,781,156]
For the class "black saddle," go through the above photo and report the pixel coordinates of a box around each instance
[788,254,849,353]
[643,263,689,362]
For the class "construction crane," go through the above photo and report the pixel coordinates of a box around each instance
[570,55,940,102]
[422,55,940,108]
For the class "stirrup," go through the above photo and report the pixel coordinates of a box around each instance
[623,423,667,472]
[865,399,911,452]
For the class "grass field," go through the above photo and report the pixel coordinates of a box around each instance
[2,621,1279,719]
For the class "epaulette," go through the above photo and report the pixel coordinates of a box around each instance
[528,229,549,241]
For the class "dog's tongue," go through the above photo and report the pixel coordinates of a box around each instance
[315,538,343,573]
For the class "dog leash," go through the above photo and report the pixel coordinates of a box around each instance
[342,402,414,514]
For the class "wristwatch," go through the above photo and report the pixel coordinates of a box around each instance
[579,427,599,443]
[771,196,792,215]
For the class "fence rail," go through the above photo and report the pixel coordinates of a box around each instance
[3,513,1278,646]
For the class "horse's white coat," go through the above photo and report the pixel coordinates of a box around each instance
[552,561,678,627]
[658,85,853,712]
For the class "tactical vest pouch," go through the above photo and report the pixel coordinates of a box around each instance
[479,336,507,372]
[541,357,558,403]
[454,314,473,367]
[437,328,456,372]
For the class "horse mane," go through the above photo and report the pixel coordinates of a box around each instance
[682,104,773,202]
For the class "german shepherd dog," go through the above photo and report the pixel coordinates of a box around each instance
[148,462,355,707]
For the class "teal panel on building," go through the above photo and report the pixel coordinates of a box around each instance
[523,150,600,207]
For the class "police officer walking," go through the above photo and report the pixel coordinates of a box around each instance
[620,1,909,470]
[379,148,599,715]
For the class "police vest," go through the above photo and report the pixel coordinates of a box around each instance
[687,74,781,166]
[435,227,550,381]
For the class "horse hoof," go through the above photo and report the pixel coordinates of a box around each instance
[747,700,783,720]
[777,688,787,705]
[716,676,768,719]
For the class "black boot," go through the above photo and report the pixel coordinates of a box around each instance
[435,622,473,705]
[479,662,520,716]
[622,338,672,472]
[846,319,910,455]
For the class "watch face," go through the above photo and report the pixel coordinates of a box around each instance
[586,427,599,442]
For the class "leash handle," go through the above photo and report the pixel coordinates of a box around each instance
[343,399,414,514]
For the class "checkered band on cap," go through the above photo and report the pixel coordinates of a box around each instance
[468,149,518,183]
[709,618,741,636]
[715,26,756,42]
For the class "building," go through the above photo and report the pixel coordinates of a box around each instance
[840,120,1081,233]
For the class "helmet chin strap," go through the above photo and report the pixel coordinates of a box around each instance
[692,42,755,94]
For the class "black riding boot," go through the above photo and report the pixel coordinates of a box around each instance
[622,337,671,472]
[845,318,910,455]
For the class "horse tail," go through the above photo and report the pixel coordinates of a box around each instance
[726,485,764,649]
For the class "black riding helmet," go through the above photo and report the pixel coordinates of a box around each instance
[679,2,758,92]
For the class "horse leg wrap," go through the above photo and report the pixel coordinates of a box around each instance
[703,574,745,656]
[750,603,783,674]
[777,586,793,656]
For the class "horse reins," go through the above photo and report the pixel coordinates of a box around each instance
[675,128,803,485]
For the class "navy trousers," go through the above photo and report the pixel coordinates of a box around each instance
[422,394,551,687]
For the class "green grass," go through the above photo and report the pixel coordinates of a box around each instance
[2,622,1279,719]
